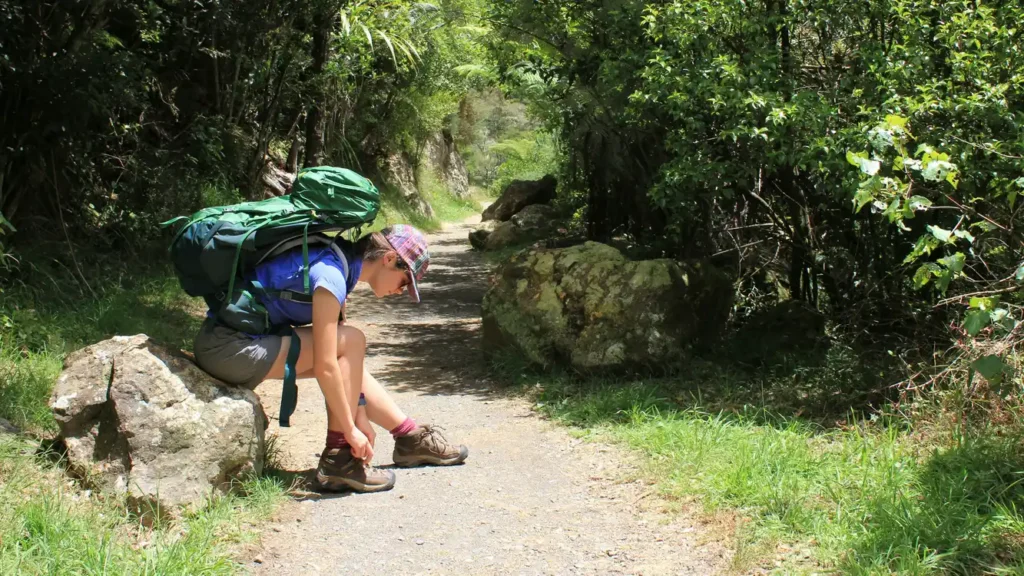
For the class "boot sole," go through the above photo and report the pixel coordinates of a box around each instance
[315,471,396,493]
[393,446,469,468]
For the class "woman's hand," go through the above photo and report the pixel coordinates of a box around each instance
[346,427,374,462]
[355,406,375,449]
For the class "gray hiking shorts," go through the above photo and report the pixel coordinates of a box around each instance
[193,319,283,389]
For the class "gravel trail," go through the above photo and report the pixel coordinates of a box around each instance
[247,216,732,575]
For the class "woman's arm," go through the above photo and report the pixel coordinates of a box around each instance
[311,287,372,460]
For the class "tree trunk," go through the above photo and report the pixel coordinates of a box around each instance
[302,13,332,168]
[286,112,303,173]
[212,28,221,114]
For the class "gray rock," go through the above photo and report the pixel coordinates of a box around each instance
[0,417,18,436]
[51,335,267,514]
[423,130,470,200]
[381,152,435,217]
[511,204,559,229]
[482,242,732,372]
[468,221,498,251]
[482,176,557,222]
[471,204,561,251]
[482,221,522,251]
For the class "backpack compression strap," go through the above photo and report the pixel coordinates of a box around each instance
[279,329,301,428]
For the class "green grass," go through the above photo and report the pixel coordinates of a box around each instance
[497,359,1024,574]
[417,169,483,224]
[0,435,285,575]
[368,184,442,233]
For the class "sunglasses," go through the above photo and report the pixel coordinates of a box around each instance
[394,257,413,290]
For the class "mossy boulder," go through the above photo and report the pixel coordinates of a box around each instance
[482,242,732,372]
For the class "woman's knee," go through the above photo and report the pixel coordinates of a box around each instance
[336,324,366,356]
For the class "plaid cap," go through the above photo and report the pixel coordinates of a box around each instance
[384,224,430,303]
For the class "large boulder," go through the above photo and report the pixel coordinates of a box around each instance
[423,130,470,200]
[471,204,562,251]
[482,175,557,222]
[469,220,498,250]
[381,152,435,217]
[50,335,267,514]
[482,242,732,372]
[511,203,559,230]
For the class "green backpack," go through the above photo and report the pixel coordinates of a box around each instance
[163,166,380,426]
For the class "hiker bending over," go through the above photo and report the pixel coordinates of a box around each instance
[193,225,468,493]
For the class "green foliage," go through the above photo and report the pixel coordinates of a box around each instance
[455,89,555,191]
[488,133,559,197]
[486,0,1024,328]
[0,0,490,254]
[847,115,1022,389]
[0,250,204,431]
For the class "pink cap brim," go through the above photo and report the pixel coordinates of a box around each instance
[407,272,421,303]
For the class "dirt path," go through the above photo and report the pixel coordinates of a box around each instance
[247,217,732,575]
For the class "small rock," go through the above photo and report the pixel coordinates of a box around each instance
[272,526,282,533]
[415,539,426,546]
[254,556,264,564]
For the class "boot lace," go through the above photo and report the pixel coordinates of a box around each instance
[419,424,454,454]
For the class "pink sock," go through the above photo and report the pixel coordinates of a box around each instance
[390,417,417,438]
[326,430,348,449]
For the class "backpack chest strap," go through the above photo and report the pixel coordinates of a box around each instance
[249,281,314,304]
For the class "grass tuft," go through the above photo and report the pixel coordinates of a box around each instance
[0,435,286,575]
[501,361,1024,574]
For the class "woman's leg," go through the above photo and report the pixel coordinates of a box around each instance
[262,322,467,469]
[361,368,408,431]
[262,324,365,433]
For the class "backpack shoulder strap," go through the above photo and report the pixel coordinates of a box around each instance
[249,239,350,305]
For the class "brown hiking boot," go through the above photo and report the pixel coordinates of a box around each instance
[316,448,396,493]
[393,425,469,467]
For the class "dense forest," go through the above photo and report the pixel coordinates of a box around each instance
[2,1,1024,572]
[3,1,1022,365]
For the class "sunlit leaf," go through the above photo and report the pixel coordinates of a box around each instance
[377,30,398,67]
[908,196,932,211]
[935,268,953,294]
[964,310,990,336]
[969,297,999,310]
[953,229,974,243]
[359,23,374,51]
[340,11,351,36]
[938,252,965,274]
[914,264,937,289]
[972,354,1008,384]
[928,225,952,243]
